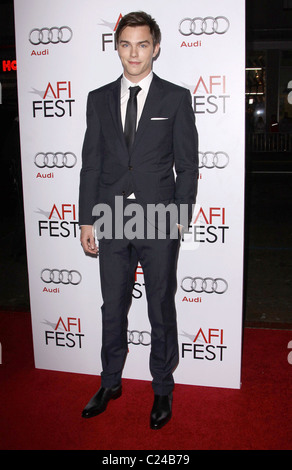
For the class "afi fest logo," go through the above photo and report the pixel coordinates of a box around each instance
[180,327,227,362]
[99,13,122,51]
[44,316,84,349]
[193,205,228,243]
[192,75,230,114]
[32,81,75,118]
[182,205,229,248]
[37,203,78,238]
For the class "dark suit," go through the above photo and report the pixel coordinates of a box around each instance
[79,73,198,394]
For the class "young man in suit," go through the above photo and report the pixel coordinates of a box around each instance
[79,11,198,429]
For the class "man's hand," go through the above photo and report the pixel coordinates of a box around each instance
[80,225,98,255]
[177,223,184,236]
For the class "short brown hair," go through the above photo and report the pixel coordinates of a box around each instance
[116,11,161,48]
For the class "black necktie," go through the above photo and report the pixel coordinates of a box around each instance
[124,86,141,151]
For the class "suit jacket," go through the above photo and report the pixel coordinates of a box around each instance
[79,73,198,228]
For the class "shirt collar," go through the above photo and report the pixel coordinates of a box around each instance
[121,71,153,98]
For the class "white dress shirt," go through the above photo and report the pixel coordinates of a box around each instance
[121,71,153,198]
[120,71,153,131]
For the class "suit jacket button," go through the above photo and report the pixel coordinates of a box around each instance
[122,191,126,196]
[128,166,133,170]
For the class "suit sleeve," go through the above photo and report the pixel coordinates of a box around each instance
[173,89,199,226]
[78,92,103,226]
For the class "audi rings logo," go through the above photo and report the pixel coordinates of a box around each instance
[127,330,151,346]
[41,269,82,285]
[179,17,230,36]
[34,152,77,168]
[181,277,228,294]
[29,27,73,45]
[199,151,229,169]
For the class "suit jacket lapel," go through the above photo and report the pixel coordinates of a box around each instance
[108,76,127,149]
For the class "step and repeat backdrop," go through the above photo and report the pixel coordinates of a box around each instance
[14,0,245,388]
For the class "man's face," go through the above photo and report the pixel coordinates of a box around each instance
[117,25,160,83]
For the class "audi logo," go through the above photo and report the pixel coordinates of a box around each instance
[127,330,151,346]
[41,269,82,285]
[34,152,77,168]
[179,17,230,36]
[181,277,228,294]
[29,26,73,45]
[199,151,229,169]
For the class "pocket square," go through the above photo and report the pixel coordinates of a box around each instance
[151,117,169,120]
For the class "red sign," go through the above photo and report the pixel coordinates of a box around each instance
[2,60,17,72]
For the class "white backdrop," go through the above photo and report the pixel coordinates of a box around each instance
[14,0,245,389]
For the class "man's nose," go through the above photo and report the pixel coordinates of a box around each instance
[130,46,138,57]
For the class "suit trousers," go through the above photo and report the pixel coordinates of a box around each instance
[98,215,180,395]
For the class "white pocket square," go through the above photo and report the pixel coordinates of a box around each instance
[151,117,169,120]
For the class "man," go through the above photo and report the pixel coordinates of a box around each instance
[79,11,198,430]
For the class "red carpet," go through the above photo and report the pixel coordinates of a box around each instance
[0,310,291,450]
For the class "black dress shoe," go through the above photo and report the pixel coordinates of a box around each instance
[150,393,172,430]
[81,384,122,418]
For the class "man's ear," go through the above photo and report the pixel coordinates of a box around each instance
[153,43,160,60]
